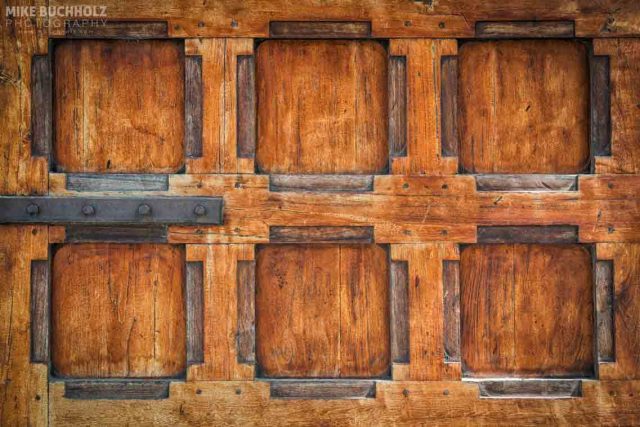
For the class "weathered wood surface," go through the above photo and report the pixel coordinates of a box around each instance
[477,226,579,244]
[390,261,409,364]
[63,21,168,38]
[256,244,389,378]
[269,21,371,38]
[30,260,50,363]
[65,174,169,192]
[256,40,388,174]
[184,55,203,158]
[236,55,256,159]
[440,56,458,157]
[459,40,590,174]
[590,55,611,158]
[460,244,594,378]
[51,244,186,377]
[443,260,460,363]
[64,381,170,400]
[269,380,376,399]
[269,226,374,244]
[269,175,374,193]
[186,261,204,365]
[54,40,185,173]
[475,175,578,192]
[64,225,168,243]
[595,260,615,363]
[388,56,407,158]
[236,260,256,364]
[475,21,575,38]
[477,380,582,399]
[30,55,51,158]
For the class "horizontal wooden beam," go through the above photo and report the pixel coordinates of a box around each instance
[66,174,169,192]
[64,21,168,38]
[475,175,578,192]
[475,21,575,38]
[268,380,376,400]
[269,226,374,244]
[269,175,374,193]
[476,380,582,399]
[64,381,170,400]
[476,225,579,244]
[269,21,371,38]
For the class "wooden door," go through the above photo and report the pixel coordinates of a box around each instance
[2,2,640,425]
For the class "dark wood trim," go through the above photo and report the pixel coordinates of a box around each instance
[237,55,256,159]
[475,21,575,38]
[269,226,374,244]
[64,380,170,400]
[590,55,611,158]
[66,174,169,192]
[30,260,50,363]
[185,55,204,159]
[64,20,168,39]
[269,380,376,400]
[65,225,168,243]
[390,261,409,364]
[186,261,205,365]
[477,380,582,399]
[236,260,256,364]
[443,260,460,363]
[440,56,458,157]
[595,260,615,363]
[476,226,579,244]
[389,56,407,158]
[31,55,52,158]
[475,175,578,192]
[269,21,371,38]
[269,175,374,193]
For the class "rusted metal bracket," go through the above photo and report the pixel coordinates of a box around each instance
[0,196,223,225]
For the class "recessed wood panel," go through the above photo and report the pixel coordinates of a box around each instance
[52,244,186,378]
[54,40,185,173]
[458,40,590,173]
[256,244,389,378]
[460,244,594,378]
[256,40,388,174]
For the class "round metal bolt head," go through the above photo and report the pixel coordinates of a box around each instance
[137,204,152,216]
[26,203,39,215]
[81,205,96,216]
[194,205,207,216]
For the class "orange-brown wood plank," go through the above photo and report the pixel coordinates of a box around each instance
[458,40,590,174]
[256,244,389,378]
[51,244,186,378]
[186,244,255,380]
[460,244,594,378]
[256,40,388,174]
[0,226,48,426]
[594,39,640,174]
[597,243,640,380]
[54,40,185,173]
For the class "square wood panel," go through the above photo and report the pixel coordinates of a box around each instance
[51,244,186,378]
[458,40,590,173]
[256,40,389,174]
[256,244,390,378]
[460,244,594,378]
[54,40,185,173]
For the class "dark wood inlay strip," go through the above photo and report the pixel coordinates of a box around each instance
[64,380,170,400]
[477,226,579,244]
[186,261,204,365]
[477,380,582,399]
[475,175,578,192]
[390,261,409,364]
[441,56,458,157]
[591,55,611,157]
[66,174,169,192]
[269,21,371,38]
[475,21,575,38]
[65,225,167,243]
[237,260,256,364]
[443,260,460,362]
[31,55,52,158]
[269,175,374,193]
[389,56,407,157]
[30,260,50,363]
[237,55,256,159]
[596,260,615,362]
[269,380,376,400]
[269,226,374,244]
[64,20,168,38]
[185,55,203,158]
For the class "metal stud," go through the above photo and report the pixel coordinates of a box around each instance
[137,204,152,216]
[26,203,40,216]
[81,205,96,216]
[193,205,207,216]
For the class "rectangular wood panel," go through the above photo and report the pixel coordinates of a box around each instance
[185,55,203,158]
[236,260,256,364]
[477,226,579,244]
[269,380,376,399]
[269,226,374,244]
[186,261,204,365]
[269,175,374,193]
[30,260,50,363]
[64,21,168,38]
[595,260,615,362]
[269,21,371,38]
[443,260,460,362]
[475,21,575,38]
[237,55,256,159]
[51,244,186,378]
[475,175,578,192]
[388,56,407,157]
[64,381,170,400]
[590,55,611,157]
[256,244,389,378]
[390,261,409,364]
[65,174,169,192]
[31,55,51,158]
[477,380,582,398]
[440,56,458,157]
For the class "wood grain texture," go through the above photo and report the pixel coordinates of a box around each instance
[186,262,204,365]
[388,56,407,157]
[256,40,388,174]
[30,55,51,158]
[269,380,376,399]
[443,260,460,363]
[390,261,409,364]
[590,55,611,157]
[477,380,582,398]
[237,55,256,159]
[459,40,590,174]
[54,40,185,173]
[269,226,374,244]
[475,21,575,38]
[185,55,203,158]
[236,260,256,364]
[0,226,48,426]
[64,380,170,400]
[65,174,169,192]
[440,56,458,157]
[30,260,49,363]
[51,244,186,377]
[477,226,579,244]
[389,39,458,175]
[64,225,168,243]
[598,244,640,380]
[64,21,168,38]
[270,175,374,193]
[269,21,371,38]
[595,260,615,363]
[256,244,389,378]
[49,380,640,425]
[475,174,578,192]
[594,39,640,174]
[460,244,594,378]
